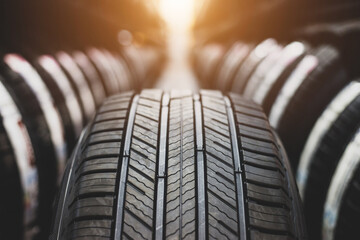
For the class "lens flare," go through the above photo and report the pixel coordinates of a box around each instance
[159,0,195,32]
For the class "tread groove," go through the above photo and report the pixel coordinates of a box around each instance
[194,94,207,239]
[155,93,170,239]
[114,95,139,239]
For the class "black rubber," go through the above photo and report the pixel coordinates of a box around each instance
[242,46,284,99]
[101,49,129,92]
[231,39,280,94]
[322,130,360,240]
[0,68,58,239]
[215,42,253,92]
[332,158,360,240]
[50,89,306,240]
[31,58,78,150]
[261,54,305,115]
[72,50,107,107]
[270,44,348,171]
[87,48,119,96]
[0,116,23,240]
[102,49,132,92]
[56,51,96,123]
[299,82,360,240]
[257,42,308,115]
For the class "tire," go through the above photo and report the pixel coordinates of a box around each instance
[50,89,306,240]
[194,44,225,88]
[199,43,232,88]
[242,44,284,99]
[87,48,120,95]
[114,52,136,90]
[268,44,348,171]
[121,46,147,87]
[0,81,38,240]
[231,39,280,94]
[323,130,360,240]
[296,81,360,240]
[0,54,67,239]
[34,55,83,149]
[215,42,253,92]
[247,41,307,113]
[117,48,140,89]
[72,50,107,107]
[0,115,23,240]
[102,49,131,92]
[56,51,97,123]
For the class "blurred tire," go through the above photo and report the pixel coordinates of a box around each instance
[243,44,284,98]
[323,130,360,240]
[35,55,83,149]
[102,49,131,91]
[194,44,225,88]
[56,51,96,122]
[231,38,280,93]
[296,81,360,240]
[215,42,253,91]
[268,44,348,170]
[87,48,120,95]
[247,41,307,110]
[1,54,67,239]
[0,80,38,239]
[72,51,107,107]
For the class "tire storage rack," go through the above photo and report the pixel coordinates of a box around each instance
[193,1,360,239]
[0,0,165,239]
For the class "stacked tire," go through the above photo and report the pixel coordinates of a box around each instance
[0,46,137,239]
[297,82,360,240]
[193,31,360,239]
[50,89,306,240]
[194,38,349,170]
[322,130,360,240]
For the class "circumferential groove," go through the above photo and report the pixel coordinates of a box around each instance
[155,93,170,240]
[114,94,139,240]
[194,94,207,240]
[224,96,247,240]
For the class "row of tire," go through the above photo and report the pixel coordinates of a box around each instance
[194,38,360,239]
[0,45,159,239]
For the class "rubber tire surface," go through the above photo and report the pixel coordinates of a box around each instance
[32,60,78,151]
[270,45,348,171]
[72,51,107,107]
[299,82,360,240]
[334,166,360,239]
[0,68,59,239]
[87,49,118,96]
[214,43,252,92]
[258,41,307,115]
[231,39,279,94]
[50,90,306,240]
[322,131,360,240]
[0,116,23,240]
[56,52,96,123]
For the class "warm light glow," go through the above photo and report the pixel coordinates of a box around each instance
[159,0,195,32]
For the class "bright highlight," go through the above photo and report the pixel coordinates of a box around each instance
[159,0,195,32]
